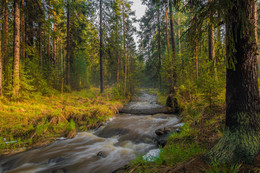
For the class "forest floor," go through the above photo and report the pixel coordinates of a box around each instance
[0,87,126,156]
[121,88,260,173]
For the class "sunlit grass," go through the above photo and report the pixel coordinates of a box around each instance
[0,87,126,154]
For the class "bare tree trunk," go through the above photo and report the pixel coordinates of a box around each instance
[208,27,215,61]
[169,0,176,86]
[208,0,215,61]
[116,54,119,83]
[27,1,33,48]
[99,0,104,93]
[177,15,181,56]
[13,0,20,97]
[195,35,198,80]
[190,0,198,80]
[165,1,173,88]
[53,21,58,90]
[254,0,258,64]
[3,0,9,86]
[53,37,56,66]
[0,22,2,96]
[53,0,57,67]
[157,2,162,90]
[38,23,42,69]
[123,0,127,95]
[216,6,221,64]
[21,0,25,67]
[205,0,260,164]
[66,0,71,86]
[208,0,217,79]
[48,0,51,68]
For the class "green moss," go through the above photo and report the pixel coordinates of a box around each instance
[205,114,260,164]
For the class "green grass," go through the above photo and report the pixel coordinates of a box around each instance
[154,126,205,166]
[155,143,205,166]
[206,159,242,173]
[129,125,205,172]
[0,87,126,154]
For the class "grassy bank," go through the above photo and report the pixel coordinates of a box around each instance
[125,88,259,173]
[0,87,126,155]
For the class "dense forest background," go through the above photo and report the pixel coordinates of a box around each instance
[0,0,259,99]
[0,0,140,99]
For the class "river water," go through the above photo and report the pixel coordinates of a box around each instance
[0,92,180,173]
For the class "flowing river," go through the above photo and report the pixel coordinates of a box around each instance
[0,92,180,173]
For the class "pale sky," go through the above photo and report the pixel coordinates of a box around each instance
[132,0,146,46]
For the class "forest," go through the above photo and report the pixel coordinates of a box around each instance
[0,0,259,173]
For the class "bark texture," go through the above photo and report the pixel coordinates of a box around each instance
[0,24,2,96]
[38,23,42,68]
[48,1,51,68]
[208,0,217,78]
[3,0,9,85]
[208,0,215,62]
[21,0,25,67]
[123,0,127,95]
[190,0,198,80]
[205,0,260,164]
[66,1,71,86]
[165,1,173,88]
[157,2,162,90]
[177,15,181,56]
[100,0,104,93]
[53,0,57,67]
[13,0,20,97]
[169,0,176,86]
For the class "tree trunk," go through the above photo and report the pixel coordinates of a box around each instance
[117,54,120,83]
[66,1,71,86]
[3,0,9,86]
[195,35,198,80]
[27,1,33,48]
[13,0,20,97]
[190,0,198,80]
[0,23,2,96]
[123,0,127,95]
[165,1,173,89]
[208,26,215,61]
[169,0,176,86]
[205,0,260,164]
[157,1,162,90]
[253,0,258,64]
[100,0,104,93]
[208,0,217,78]
[53,0,57,67]
[208,0,215,62]
[216,7,221,65]
[177,15,181,56]
[38,23,42,69]
[21,0,25,67]
[48,0,51,68]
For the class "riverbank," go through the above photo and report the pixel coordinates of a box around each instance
[0,87,126,156]
[124,88,259,173]
[0,91,182,173]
